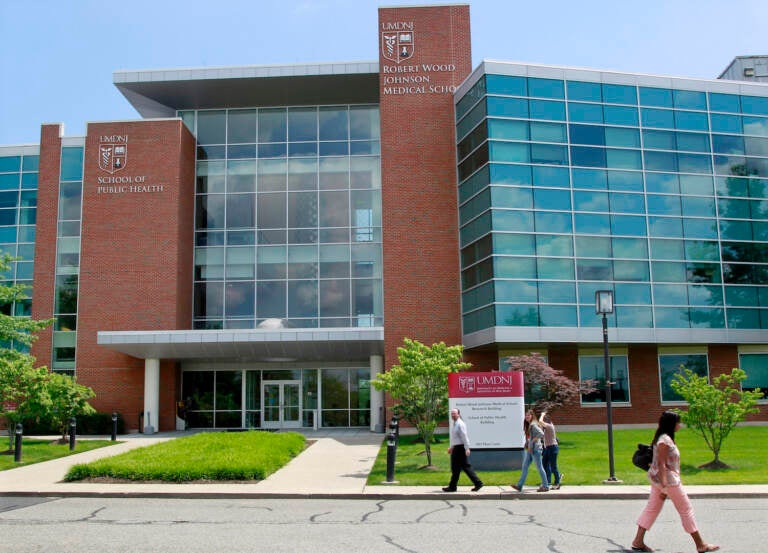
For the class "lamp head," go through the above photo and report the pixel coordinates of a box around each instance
[595,290,614,314]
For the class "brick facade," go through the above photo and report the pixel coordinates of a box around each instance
[31,120,196,431]
[379,5,472,394]
[76,120,195,430]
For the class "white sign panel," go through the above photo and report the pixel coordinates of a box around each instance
[448,371,526,449]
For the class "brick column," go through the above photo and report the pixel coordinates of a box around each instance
[30,124,63,367]
[379,5,472,384]
[75,119,196,430]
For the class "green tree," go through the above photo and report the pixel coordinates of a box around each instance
[0,254,54,361]
[0,253,55,448]
[372,339,471,466]
[0,356,51,449]
[47,372,97,442]
[671,367,763,469]
[506,353,595,412]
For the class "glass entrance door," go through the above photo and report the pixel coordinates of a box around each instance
[262,380,301,429]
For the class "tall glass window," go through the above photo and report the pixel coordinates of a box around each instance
[53,146,84,374]
[188,105,382,330]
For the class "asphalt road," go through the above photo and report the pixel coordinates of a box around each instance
[0,496,763,553]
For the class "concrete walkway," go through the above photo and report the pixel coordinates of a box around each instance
[1,430,767,499]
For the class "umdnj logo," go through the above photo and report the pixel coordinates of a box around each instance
[98,136,128,174]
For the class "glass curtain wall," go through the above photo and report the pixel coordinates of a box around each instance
[457,73,768,333]
[0,151,39,354]
[53,146,84,374]
[184,105,383,330]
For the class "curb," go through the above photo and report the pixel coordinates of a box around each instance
[2,489,766,500]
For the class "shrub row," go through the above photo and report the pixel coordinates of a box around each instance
[21,412,126,436]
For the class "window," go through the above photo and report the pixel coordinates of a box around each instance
[579,354,630,404]
[321,368,350,426]
[658,353,708,403]
[738,353,768,397]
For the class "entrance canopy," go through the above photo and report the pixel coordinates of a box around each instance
[97,328,384,362]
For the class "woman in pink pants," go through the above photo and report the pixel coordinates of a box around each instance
[631,410,719,553]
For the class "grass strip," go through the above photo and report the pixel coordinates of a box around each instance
[1,439,117,471]
[64,431,305,482]
[367,426,768,486]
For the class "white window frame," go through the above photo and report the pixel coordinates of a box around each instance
[658,346,709,405]
[578,347,630,407]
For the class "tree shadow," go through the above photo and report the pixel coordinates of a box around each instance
[680,461,733,474]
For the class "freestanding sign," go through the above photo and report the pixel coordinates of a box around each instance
[448,371,526,449]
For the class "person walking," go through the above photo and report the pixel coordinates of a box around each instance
[539,410,562,489]
[512,409,549,492]
[442,408,483,492]
[631,410,720,553]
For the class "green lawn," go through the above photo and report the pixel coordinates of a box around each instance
[367,426,768,486]
[1,438,117,471]
[5,427,764,486]
[64,431,306,482]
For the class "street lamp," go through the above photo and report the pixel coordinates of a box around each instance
[595,290,620,483]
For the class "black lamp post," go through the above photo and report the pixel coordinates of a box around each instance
[596,290,620,483]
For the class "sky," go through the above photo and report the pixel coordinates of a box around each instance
[1,0,766,145]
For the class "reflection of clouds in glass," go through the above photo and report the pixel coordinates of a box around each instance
[288,108,318,142]
[743,118,768,137]
[648,194,680,215]
[320,280,349,317]
[746,136,768,157]
[288,281,318,318]
[319,108,349,141]
[257,318,284,329]
[320,191,348,227]
[296,282,315,303]
[350,107,380,140]
[536,235,572,257]
[225,282,254,317]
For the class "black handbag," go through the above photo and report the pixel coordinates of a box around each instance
[632,443,653,471]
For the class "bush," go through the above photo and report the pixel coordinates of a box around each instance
[21,412,125,436]
[17,417,58,435]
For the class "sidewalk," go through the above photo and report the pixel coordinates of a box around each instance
[1,430,767,499]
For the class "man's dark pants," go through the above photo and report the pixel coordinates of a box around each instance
[447,446,482,490]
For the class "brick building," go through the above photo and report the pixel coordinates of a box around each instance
[0,5,765,433]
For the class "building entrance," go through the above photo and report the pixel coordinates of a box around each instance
[262,380,302,429]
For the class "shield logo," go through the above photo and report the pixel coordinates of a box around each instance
[99,142,127,174]
[381,31,415,64]
[458,376,475,394]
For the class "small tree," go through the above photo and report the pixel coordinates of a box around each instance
[47,372,97,442]
[0,356,51,450]
[0,254,55,362]
[0,253,55,448]
[506,353,596,412]
[671,367,762,469]
[372,339,471,467]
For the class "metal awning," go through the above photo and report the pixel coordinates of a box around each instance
[113,61,380,118]
[97,328,384,362]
